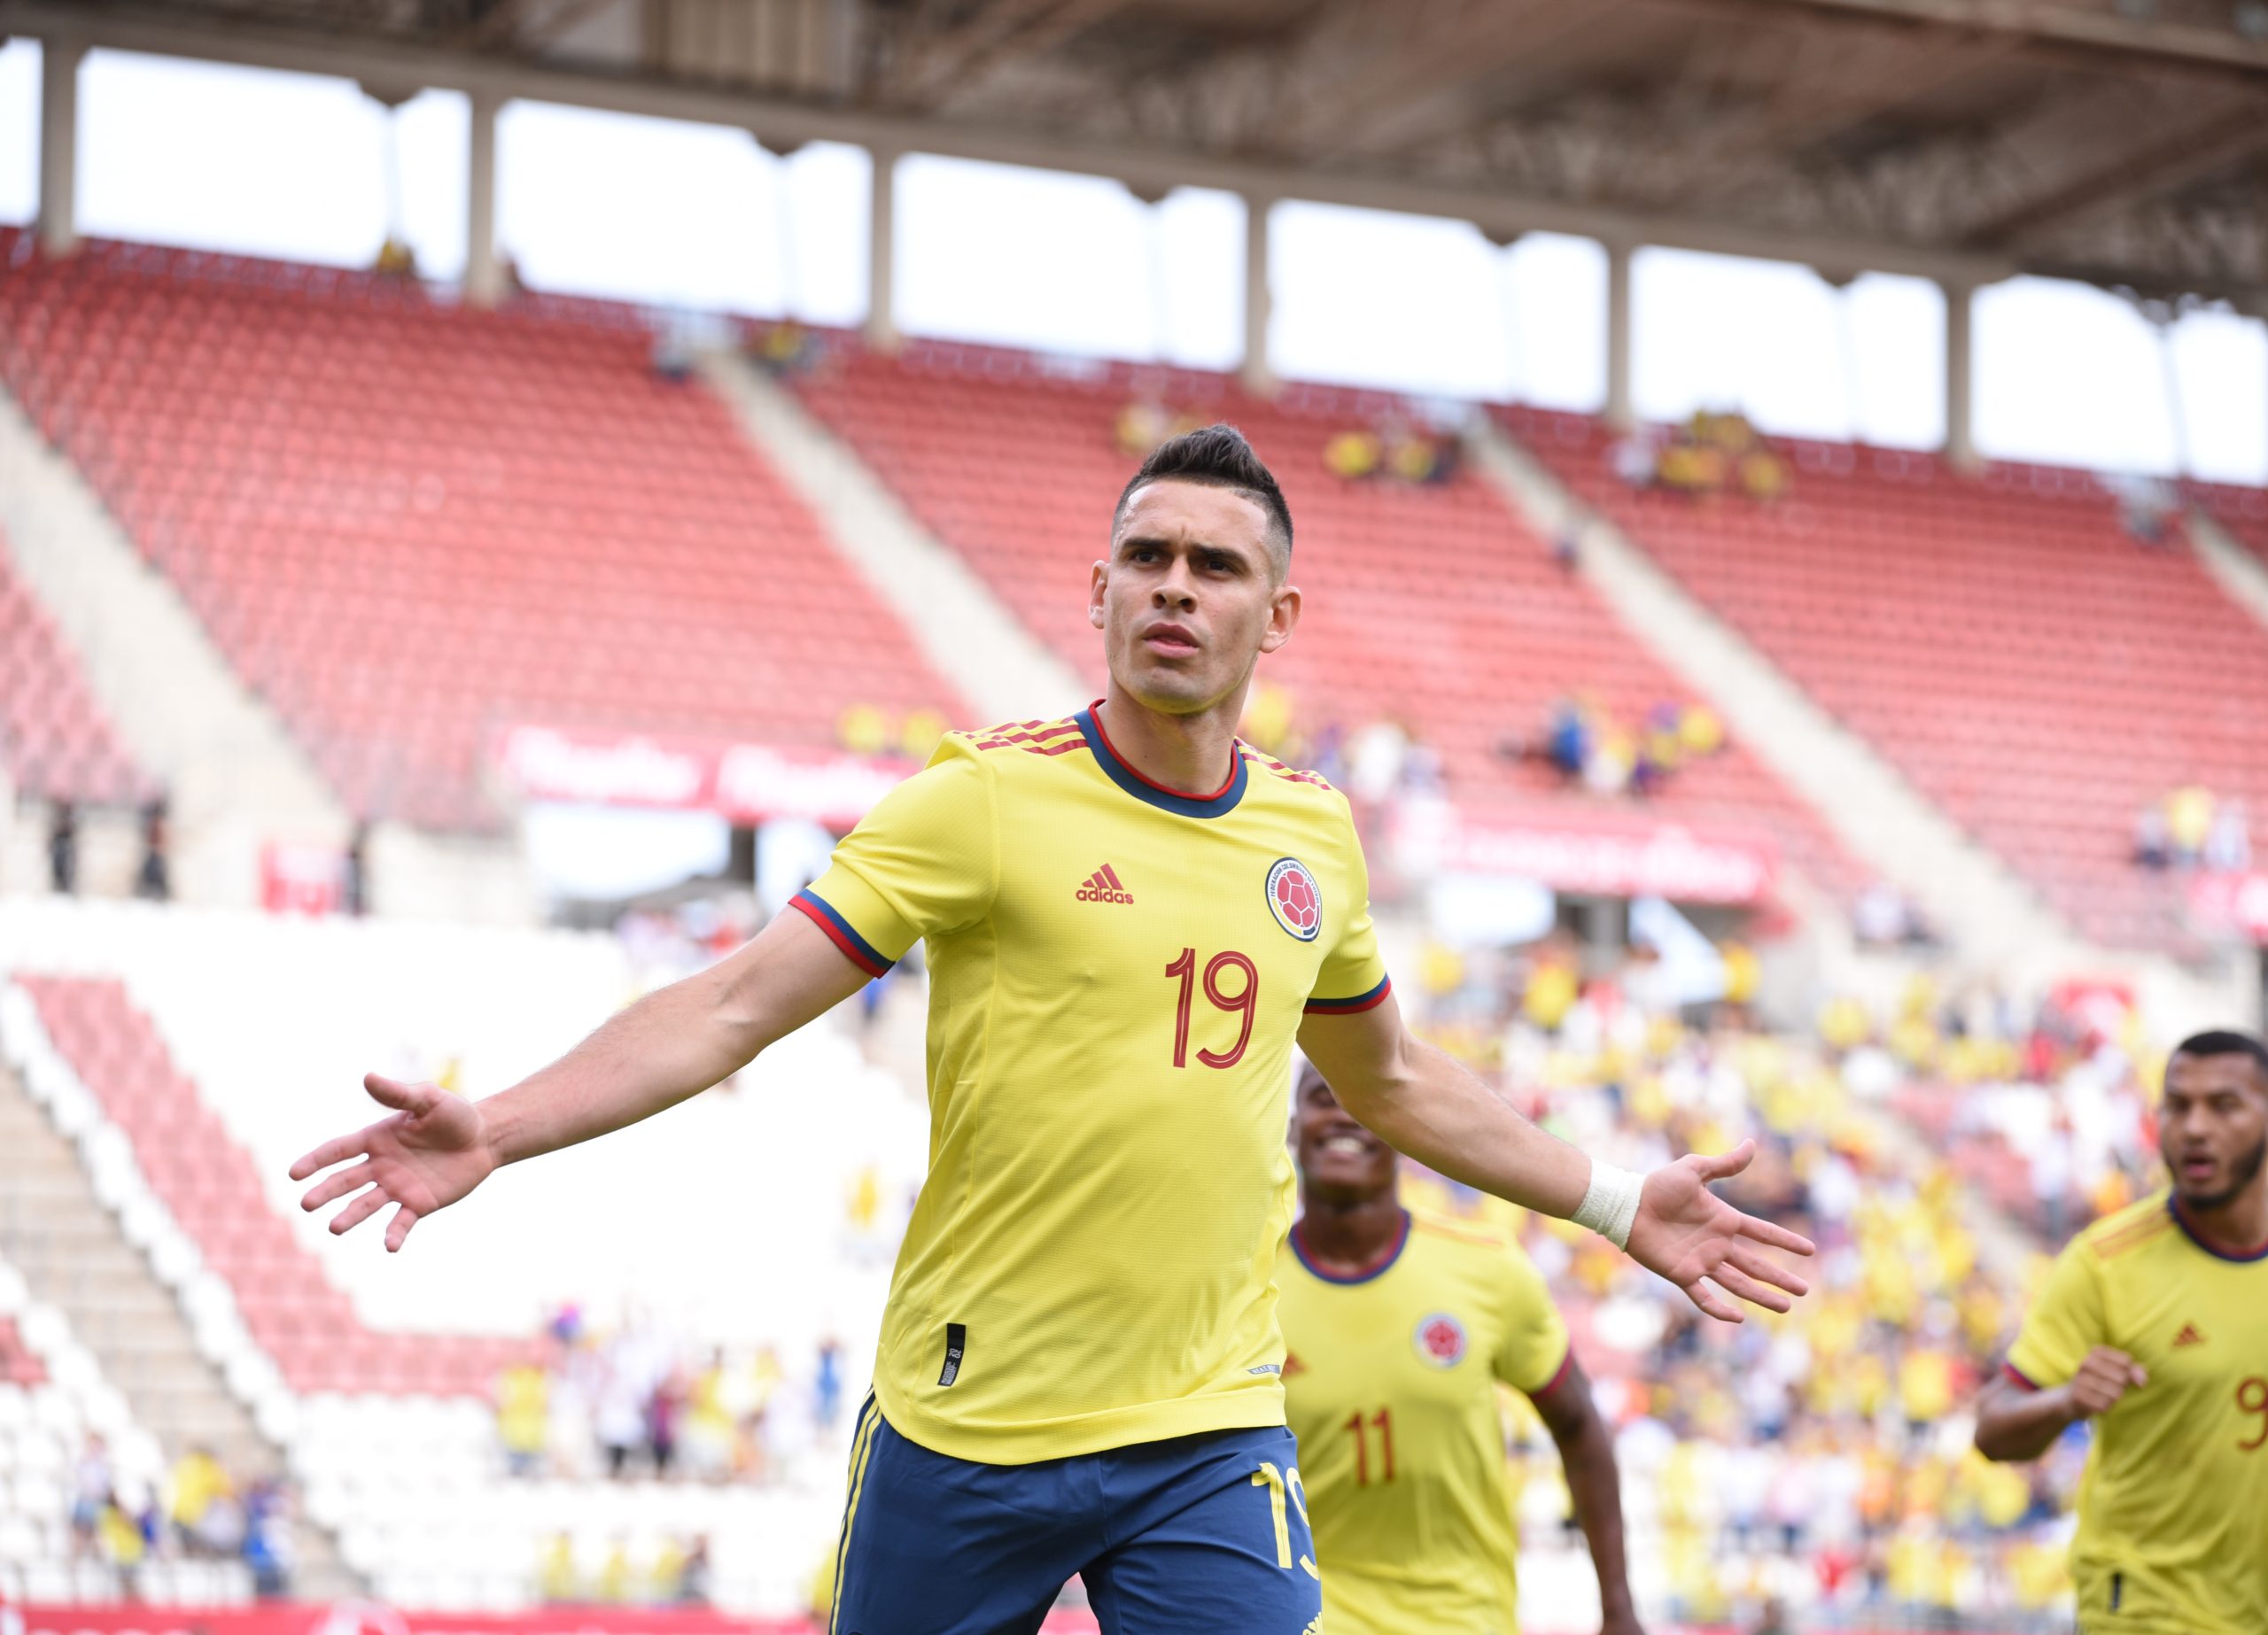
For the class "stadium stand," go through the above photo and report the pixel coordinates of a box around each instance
[17,974,536,1399]
[0,899,920,1613]
[0,232,966,830]
[785,337,1865,905]
[1503,407,2268,950]
[0,1249,235,1608]
[0,539,146,809]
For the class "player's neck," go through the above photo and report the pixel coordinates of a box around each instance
[1296,1190,1406,1275]
[2174,1176,2268,1257]
[1093,687,1242,796]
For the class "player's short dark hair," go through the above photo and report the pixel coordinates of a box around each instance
[1113,423,1293,570]
[2171,1029,2268,1084]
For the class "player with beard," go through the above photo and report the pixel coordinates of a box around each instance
[1975,1028,2268,1634]
[1279,1061,1643,1635]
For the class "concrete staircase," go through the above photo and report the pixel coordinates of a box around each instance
[0,1059,358,1598]
[696,352,1088,725]
[1467,417,2256,1031]
[0,386,348,909]
[2192,508,2268,636]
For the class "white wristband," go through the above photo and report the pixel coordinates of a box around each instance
[1572,1160,1643,1251]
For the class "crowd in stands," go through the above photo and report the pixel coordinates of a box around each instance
[537,1532,714,1608]
[68,1436,296,1600]
[2132,785,2250,872]
[1611,411,1790,501]
[493,1307,849,1487]
[1237,685,1444,813]
[1401,936,2167,1628]
[1517,694,1728,800]
[835,703,950,763]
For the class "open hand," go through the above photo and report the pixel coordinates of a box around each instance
[1623,1140,1815,1321]
[288,1073,497,1252]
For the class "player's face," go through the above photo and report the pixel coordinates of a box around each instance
[1091,481,1300,717]
[2159,1050,2268,1211]
[1293,1068,1394,1203]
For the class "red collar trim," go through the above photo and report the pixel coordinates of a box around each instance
[1086,700,1240,802]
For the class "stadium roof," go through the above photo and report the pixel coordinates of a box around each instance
[9,0,2268,308]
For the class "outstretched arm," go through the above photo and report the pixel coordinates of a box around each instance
[1298,990,1813,1320]
[1530,1356,1643,1635]
[290,909,871,1251]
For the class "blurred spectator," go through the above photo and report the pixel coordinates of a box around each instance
[677,1536,713,1606]
[1115,399,1171,457]
[374,237,418,279]
[48,800,76,894]
[134,796,170,902]
[167,1445,238,1557]
[2165,783,2215,864]
[2203,798,2251,872]
[242,1477,295,1599]
[754,321,819,376]
[539,1532,580,1603]
[343,822,372,917]
[498,1354,551,1476]
[70,1435,111,1558]
[1323,429,1382,480]
[2131,804,2171,869]
[1609,425,1662,489]
[815,1337,844,1430]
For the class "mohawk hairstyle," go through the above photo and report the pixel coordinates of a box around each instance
[1113,422,1293,569]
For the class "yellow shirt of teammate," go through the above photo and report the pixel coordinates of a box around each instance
[1279,1213,1568,1632]
[1274,1063,1640,1635]
[793,710,1390,1463]
[2001,1190,2268,1632]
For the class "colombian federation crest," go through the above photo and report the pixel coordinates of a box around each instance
[1266,856,1322,941]
[1414,1312,1468,1368]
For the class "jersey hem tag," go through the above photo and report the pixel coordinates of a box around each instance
[938,1322,967,1388]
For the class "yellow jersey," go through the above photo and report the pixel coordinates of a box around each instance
[1278,1209,1571,1635]
[2005,1190,2268,1634]
[793,708,1391,1463]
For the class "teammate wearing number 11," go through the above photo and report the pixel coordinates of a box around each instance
[290,425,1811,1633]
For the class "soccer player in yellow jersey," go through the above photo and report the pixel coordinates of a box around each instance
[1281,1064,1642,1635]
[1975,1029,2268,1634]
[291,426,1812,1632]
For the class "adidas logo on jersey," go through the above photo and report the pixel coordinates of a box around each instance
[2172,1322,2206,1348]
[1076,864,1133,904]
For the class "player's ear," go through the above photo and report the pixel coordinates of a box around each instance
[1090,561,1109,631]
[1258,581,1301,655]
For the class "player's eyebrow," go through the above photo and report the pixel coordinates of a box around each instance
[1115,532,1256,571]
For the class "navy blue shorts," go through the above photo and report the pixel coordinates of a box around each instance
[827,1398,1321,1635]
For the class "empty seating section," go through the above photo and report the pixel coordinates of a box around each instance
[0,542,144,807]
[790,342,1860,900]
[0,232,960,828]
[1504,407,2268,949]
[17,975,534,1397]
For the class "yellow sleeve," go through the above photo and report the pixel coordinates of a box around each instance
[1494,1244,1574,1397]
[2004,1240,2104,1391]
[1303,800,1393,1015]
[790,736,998,974]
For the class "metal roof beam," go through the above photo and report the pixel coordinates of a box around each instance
[1965,98,2268,246]
[1750,0,2268,76]
[0,0,2117,295]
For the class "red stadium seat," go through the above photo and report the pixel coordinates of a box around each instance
[0,230,967,829]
